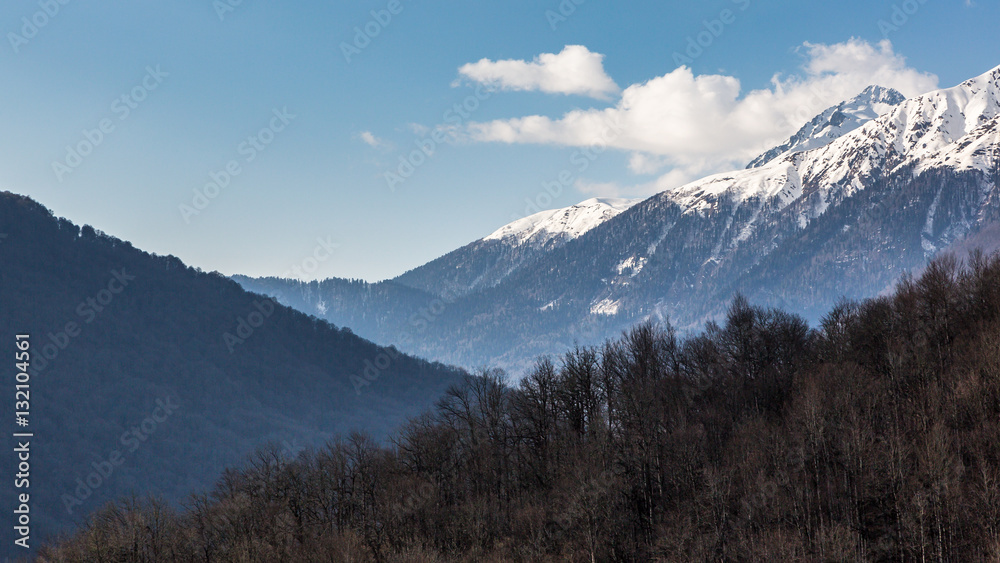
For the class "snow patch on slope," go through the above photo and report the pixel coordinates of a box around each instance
[590,298,621,316]
[616,256,647,277]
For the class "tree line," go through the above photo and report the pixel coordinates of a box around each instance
[39,251,1000,561]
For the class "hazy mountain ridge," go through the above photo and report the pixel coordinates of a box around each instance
[231,275,442,353]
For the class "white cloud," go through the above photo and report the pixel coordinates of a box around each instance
[456,45,620,100]
[464,39,939,195]
[359,131,386,149]
[407,123,430,136]
[628,153,673,175]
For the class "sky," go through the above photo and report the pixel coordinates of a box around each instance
[1,0,998,282]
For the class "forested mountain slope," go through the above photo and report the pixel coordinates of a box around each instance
[0,192,465,545]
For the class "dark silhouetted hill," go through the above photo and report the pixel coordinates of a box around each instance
[0,192,465,550]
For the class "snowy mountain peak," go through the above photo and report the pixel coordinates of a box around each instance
[962,63,1000,90]
[857,84,907,103]
[895,65,1000,176]
[664,62,1000,235]
[392,197,640,299]
[485,197,639,246]
[747,85,906,169]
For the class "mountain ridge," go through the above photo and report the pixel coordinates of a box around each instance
[237,64,1000,374]
[747,84,906,169]
[391,197,639,298]
[0,191,466,545]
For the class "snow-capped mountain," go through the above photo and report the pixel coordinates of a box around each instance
[747,85,906,168]
[238,65,1000,374]
[667,65,999,228]
[484,197,638,247]
[553,64,1000,331]
[392,197,638,297]
[237,198,639,352]
[465,64,1000,369]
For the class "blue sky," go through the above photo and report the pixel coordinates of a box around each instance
[2,0,998,281]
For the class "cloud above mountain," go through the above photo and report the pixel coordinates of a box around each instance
[456,45,620,100]
[460,39,939,195]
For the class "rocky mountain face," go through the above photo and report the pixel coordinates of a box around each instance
[238,66,1000,374]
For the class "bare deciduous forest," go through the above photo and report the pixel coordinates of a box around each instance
[40,252,1000,562]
